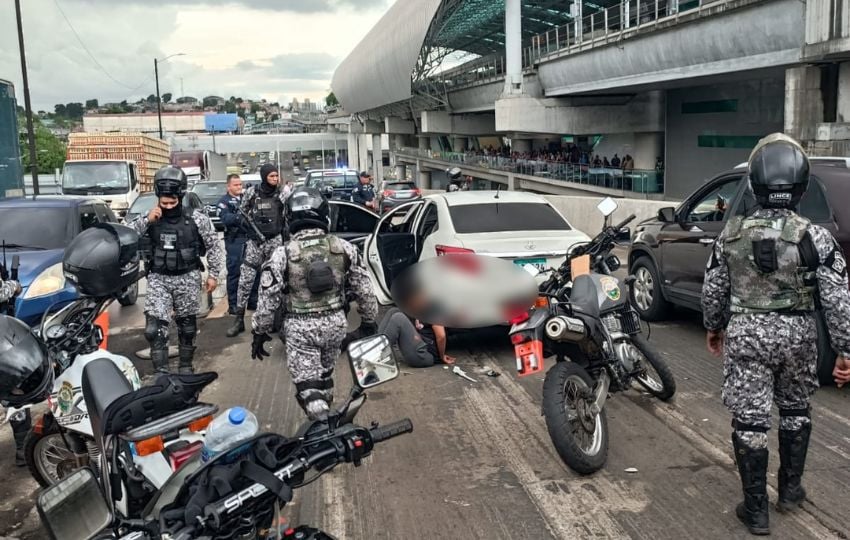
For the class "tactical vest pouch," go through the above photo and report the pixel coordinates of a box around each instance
[306,261,335,294]
[752,239,778,273]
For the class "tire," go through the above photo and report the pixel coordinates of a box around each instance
[815,313,837,386]
[117,282,138,307]
[24,420,89,488]
[629,257,670,322]
[631,334,677,401]
[542,362,609,475]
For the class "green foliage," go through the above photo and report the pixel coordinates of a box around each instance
[325,92,339,107]
[18,119,66,174]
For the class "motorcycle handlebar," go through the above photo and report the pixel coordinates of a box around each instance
[612,214,636,231]
[370,419,413,443]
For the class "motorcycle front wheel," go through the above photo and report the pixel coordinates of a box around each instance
[631,334,676,401]
[542,362,609,475]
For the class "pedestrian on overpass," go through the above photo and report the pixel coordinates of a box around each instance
[249,187,378,420]
[132,166,224,373]
[351,171,377,210]
[702,133,850,536]
[218,174,258,315]
[227,163,287,337]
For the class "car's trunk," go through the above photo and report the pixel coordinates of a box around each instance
[455,230,589,270]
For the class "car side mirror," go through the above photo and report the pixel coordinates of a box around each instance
[658,207,676,223]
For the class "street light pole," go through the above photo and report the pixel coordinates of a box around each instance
[154,58,163,139]
[14,0,39,195]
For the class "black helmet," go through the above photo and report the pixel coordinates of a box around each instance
[447,167,462,180]
[748,133,810,209]
[0,315,51,408]
[286,187,330,234]
[63,223,141,297]
[154,166,188,198]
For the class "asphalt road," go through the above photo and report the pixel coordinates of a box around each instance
[1,299,849,539]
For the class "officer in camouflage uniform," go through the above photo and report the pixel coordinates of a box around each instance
[702,133,850,535]
[0,277,27,466]
[250,187,378,420]
[132,166,224,374]
[227,163,286,337]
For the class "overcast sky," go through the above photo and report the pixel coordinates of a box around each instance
[0,0,389,111]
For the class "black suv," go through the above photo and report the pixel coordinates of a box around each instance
[628,158,850,383]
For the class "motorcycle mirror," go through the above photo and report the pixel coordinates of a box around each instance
[597,197,618,218]
[37,467,112,540]
[347,334,399,389]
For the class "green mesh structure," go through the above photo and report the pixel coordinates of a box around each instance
[431,1,581,56]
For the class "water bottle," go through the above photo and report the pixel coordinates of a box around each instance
[201,406,259,463]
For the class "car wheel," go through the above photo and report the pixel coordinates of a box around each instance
[629,257,670,321]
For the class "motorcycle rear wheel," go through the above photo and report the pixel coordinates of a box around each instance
[24,421,88,487]
[542,361,609,475]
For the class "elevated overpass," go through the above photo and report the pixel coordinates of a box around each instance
[332,0,850,200]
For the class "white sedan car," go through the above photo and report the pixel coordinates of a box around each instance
[363,191,591,305]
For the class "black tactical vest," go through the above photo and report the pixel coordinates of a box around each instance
[148,209,205,275]
[251,190,284,238]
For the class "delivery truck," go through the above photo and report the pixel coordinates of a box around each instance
[171,150,227,185]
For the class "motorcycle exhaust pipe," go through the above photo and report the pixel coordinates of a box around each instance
[590,371,611,416]
[545,316,587,342]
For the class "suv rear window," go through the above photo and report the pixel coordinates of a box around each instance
[449,203,570,234]
[386,182,416,190]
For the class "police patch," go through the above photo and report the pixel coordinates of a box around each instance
[825,244,848,277]
[260,268,276,289]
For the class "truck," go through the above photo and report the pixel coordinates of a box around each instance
[0,79,24,198]
[62,132,170,217]
[171,150,227,184]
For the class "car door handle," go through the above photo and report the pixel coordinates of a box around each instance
[699,238,715,245]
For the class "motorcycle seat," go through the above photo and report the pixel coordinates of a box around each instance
[81,358,134,440]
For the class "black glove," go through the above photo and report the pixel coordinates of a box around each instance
[251,332,272,360]
[360,321,377,336]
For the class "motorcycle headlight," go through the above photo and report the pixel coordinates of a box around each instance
[24,263,67,299]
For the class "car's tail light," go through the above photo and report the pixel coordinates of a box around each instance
[383,190,395,197]
[413,188,421,196]
[435,244,475,256]
[167,440,203,471]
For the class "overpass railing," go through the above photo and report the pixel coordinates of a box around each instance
[398,148,664,195]
[431,0,727,91]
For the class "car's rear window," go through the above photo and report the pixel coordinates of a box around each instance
[0,207,72,250]
[449,202,571,234]
[309,173,357,189]
[386,182,416,190]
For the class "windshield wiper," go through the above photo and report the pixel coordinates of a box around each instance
[3,243,46,250]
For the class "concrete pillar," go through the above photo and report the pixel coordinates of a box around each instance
[372,133,384,186]
[393,134,406,151]
[418,136,429,151]
[347,133,360,171]
[837,62,850,123]
[785,66,824,143]
[358,134,370,173]
[573,0,584,40]
[395,164,406,181]
[507,174,517,191]
[504,0,523,96]
[419,169,432,190]
[633,132,664,170]
[512,138,532,153]
[452,137,468,153]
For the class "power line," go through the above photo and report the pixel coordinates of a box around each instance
[52,0,152,92]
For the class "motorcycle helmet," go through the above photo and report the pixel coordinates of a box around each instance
[63,223,141,297]
[154,166,188,198]
[286,187,330,234]
[447,167,462,181]
[748,133,810,209]
[0,315,51,408]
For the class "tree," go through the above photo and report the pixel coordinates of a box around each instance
[224,101,237,114]
[235,97,243,105]
[250,102,261,114]
[19,121,66,174]
[54,104,67,116]
[85,99,99,109]
[65,102,85,118]
[325,92,339,107]
[203,96,219,108]
[146,94,158,104]
[162,93,172,103]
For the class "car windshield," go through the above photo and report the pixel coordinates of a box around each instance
[128,195,158,216]
[192,183,227,203]
[449,202,571,234]
[0,207,72,250]
[63,162,129,190]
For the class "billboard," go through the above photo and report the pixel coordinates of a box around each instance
[204,113,239,133]
[0,79,23,198]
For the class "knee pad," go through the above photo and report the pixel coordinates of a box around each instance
[144,315,169,348]
[175,315,197,348]
[295,379,334,409]
[732,420,769,450]
[779,407,811,431]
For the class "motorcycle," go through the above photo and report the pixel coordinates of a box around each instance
[35,334,412,540]
[509,198,676,475]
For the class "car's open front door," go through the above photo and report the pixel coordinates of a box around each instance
[364,200,425,304]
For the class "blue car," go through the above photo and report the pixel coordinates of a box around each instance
[0,196,135,326]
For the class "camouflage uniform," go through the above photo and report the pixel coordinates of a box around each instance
[132,209,223,372]
[703,208,850,448]
[252,227,378,417]
[235,184,287,311]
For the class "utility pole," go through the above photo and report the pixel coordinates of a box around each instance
[154,58,163,139]
[14,0,39,195]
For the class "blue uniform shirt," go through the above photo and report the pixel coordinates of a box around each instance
[351,182,376,206]
[218,193,246,240]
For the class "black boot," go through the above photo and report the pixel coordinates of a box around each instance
[226,308,245,338]
[733,433,770,536]
[10,410,31,468]
[178,346,195,374]
[777,423,810,513]
[151,348,170,374]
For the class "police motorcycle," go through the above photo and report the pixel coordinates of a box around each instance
[509,198,676,475]
[34,334,411,540]
[11,225,206,501]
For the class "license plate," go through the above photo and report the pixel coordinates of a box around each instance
[513,258,546,271]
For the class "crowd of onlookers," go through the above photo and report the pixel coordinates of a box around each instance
[465,145,653,172]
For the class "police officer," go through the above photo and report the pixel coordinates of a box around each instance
[227,163,287,337]
[702,133,850,535]
[132,166,224,374]
[218,174,258,315]
[250,187,378,420]
[0,273,27,465]
[351,171,377,210]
